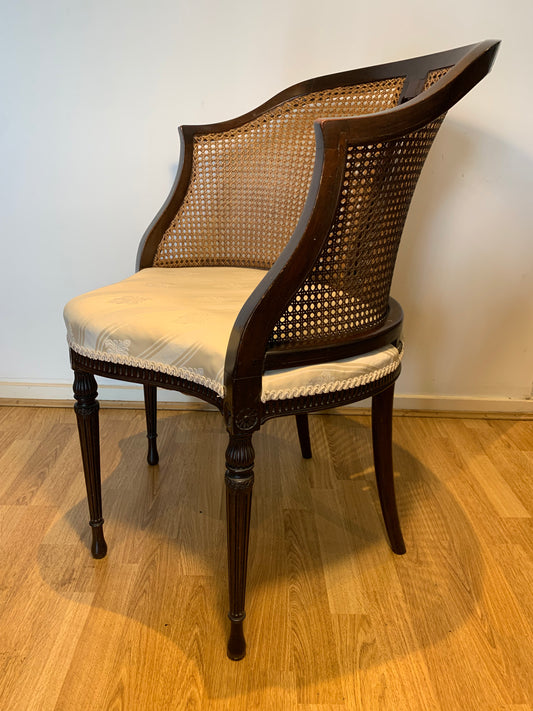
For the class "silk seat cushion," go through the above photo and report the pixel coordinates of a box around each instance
[64,267,402,402]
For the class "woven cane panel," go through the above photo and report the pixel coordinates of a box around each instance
[268,117,445,349]
[424,67,451,90]
[154,78,405,269]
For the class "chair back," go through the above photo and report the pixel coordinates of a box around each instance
[145,42,499,355]
[153,79,405,269]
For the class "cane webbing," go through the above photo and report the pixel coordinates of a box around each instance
[154,78,405,269]
[424,66,451,90]
[268,117,445,349]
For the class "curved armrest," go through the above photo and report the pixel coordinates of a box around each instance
[225,119,396,387]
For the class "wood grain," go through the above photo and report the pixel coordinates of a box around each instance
[0,405,532,710]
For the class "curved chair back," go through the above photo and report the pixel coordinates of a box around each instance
[142,41,498,286]
[139,42,499,371]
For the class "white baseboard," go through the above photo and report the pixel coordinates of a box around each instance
[0,380,532,414]
[0,380,192,403]
[392,394,533,413]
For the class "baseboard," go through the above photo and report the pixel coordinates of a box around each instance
[392,394,533,414]
[0,380,191,404]
[0,380,532,416]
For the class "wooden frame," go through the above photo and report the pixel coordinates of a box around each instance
[69,40,500,660]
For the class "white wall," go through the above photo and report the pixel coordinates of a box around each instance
[1,0,532,410]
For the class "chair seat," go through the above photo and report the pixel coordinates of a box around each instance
[64,267,402,402]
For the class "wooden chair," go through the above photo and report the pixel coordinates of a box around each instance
[64,40,499,660]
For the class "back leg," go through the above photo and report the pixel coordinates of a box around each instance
[371,383,406,554]
[143,384,159,465]
[295,413,312,459]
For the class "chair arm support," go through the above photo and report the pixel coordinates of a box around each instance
[223,122,343,386]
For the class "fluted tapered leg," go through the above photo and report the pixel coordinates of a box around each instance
[73,370,107,559]
[295,413,312,459]
[143,384,159,465]
[225,433,254,660]
[371,383,405,555]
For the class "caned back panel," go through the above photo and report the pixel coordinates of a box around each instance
[153,66,453,349]
[268,117,445,348]
[267,66,452,348]
[153,78,405,268]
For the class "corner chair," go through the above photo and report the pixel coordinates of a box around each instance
[64,40,500,660]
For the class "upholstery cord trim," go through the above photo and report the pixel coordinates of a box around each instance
[67,336,403,403]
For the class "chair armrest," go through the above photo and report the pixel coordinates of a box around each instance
[224,120,381,385]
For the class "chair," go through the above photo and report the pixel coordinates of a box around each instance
[64,40,499,660]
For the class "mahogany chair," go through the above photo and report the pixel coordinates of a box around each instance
[64,40,499,660]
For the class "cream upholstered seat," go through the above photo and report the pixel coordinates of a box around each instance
[65,41,499,662]
[64,267,403,402]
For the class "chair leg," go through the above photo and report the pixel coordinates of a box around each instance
[73,370,107,559]
[371,383,406,555]
[143,384,159,465]
[295,413,312,459]
[225,433,255,660]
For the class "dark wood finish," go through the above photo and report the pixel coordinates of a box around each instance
[296,414,312,459]
[143,384,159,465]
[224,434,255,660]
[372,383,406,554]
[73,371,107,559]
[263,299,404,372]
[68,41,500,659]
[261,367,401,422]
[71,347,400,421]
[70,349,223,410]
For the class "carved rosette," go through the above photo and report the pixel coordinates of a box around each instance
[234,408,259,432]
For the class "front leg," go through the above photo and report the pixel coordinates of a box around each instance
[73,370,107,558]
[225,433,255,660]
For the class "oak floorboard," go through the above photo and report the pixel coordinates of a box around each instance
[0,405,532,710]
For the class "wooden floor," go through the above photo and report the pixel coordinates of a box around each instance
[0,405,532,710]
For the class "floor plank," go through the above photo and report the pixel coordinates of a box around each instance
[0,405,532,710]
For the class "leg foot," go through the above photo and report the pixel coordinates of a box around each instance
[90,520,108,559]
[227,616,246,660]
[371,383,406,555]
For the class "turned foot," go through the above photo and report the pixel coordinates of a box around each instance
[90,520,108,559]
[227,616,246,660]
